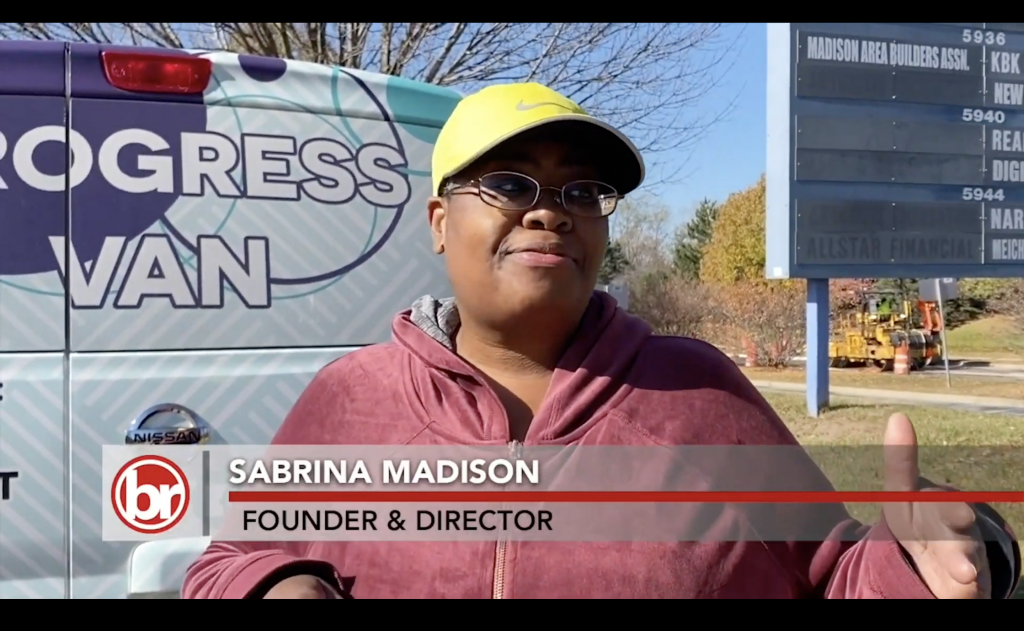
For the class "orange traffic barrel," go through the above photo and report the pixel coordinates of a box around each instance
[744,338,757,367]
[894,341,910,375]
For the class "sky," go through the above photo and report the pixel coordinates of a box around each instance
[659,24,767,227]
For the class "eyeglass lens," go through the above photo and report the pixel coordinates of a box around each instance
[477,172,618,217]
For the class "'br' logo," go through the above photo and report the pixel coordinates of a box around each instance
[111,455,190,534]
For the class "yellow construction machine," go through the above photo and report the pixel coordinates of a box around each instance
[828,287,942,371]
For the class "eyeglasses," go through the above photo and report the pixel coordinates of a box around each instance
[444,171,621,218]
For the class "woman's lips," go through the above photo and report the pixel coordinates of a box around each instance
[507,250,574,267]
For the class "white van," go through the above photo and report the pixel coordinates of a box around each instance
[0,41,460,598]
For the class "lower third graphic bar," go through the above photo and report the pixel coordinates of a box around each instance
[228,491,1024,504]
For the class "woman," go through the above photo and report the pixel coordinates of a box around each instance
[182,82,1019,599]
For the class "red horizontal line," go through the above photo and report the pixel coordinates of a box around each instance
[228,491,1024,504]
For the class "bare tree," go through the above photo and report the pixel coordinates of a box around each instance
[610,194,675,273]
[0,22,740,184]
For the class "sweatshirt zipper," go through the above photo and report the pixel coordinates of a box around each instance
[492,439,522,599]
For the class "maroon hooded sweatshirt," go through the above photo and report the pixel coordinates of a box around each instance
[182,292,1020,599]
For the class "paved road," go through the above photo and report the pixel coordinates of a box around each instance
[932,402,1024,417]
[752,381,1024,417]
[732,354,1024,380]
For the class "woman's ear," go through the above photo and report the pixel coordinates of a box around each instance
[427,196,446,254]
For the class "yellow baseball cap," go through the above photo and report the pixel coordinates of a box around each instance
[431,82,645,197]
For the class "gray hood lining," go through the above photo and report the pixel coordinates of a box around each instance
[409,295,461,350]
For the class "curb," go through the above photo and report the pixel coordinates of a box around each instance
[749,380,1024,410]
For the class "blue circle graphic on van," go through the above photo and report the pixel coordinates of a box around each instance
[238,55,288,82]
[0,52,415,302]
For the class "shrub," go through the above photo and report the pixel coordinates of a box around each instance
[628,271,714,339]
[992,279,1024,332]
[959,278,1019,303]
[711,281,806,368]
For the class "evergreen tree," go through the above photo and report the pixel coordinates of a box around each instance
[673,198,719,280]
[598,240,631,285]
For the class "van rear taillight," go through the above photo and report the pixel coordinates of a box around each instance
[101,51,211,94]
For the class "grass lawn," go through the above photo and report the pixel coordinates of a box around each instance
[742,366,1024,401]
[945,316,1024,362]
[764,392,1023,598]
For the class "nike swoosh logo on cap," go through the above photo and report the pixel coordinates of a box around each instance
[516,100,571,111]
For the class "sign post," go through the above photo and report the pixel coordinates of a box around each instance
[767,23,1024,416]
[806,279,830,416]
[920,278,960,388]
[936,288,953,388]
